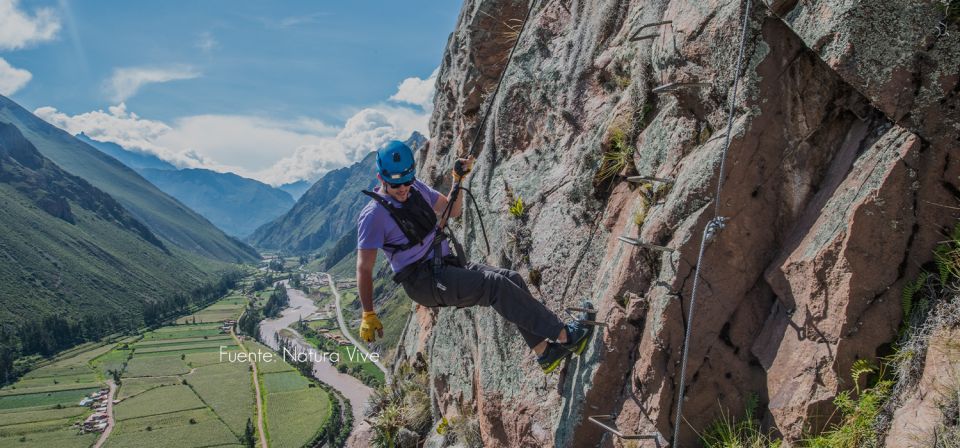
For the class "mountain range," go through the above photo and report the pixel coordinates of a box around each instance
[0,95,258,263]
[76,134,296,238]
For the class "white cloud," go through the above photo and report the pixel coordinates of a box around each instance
[389,67,438,109]
[106,66,201,102]
[255,105,425,184]
[0,0,60,51]
[258,12,329,29]
[155,114,341,171]
[196,32,217,52]
[0,57,31,95]
[33,68,436,185]
[33,103,206,167]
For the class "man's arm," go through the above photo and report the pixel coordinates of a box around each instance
[433,156,474,225]
[356,248,378,313]
[433,183,465,222]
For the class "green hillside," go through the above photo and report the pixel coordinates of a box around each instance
[0,122,223,327]
[0,95,258,263]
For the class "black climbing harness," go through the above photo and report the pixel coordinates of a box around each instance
[361,187,437,252]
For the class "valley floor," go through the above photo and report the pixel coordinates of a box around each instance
[0,275,337,448]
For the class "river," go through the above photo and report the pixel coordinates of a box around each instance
[258,283,372,425]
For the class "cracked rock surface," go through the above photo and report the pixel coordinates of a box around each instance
[394,0,960,446]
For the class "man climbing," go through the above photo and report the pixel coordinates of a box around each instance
[355,140,591,373]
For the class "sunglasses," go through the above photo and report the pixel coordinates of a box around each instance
[385,179,415,188]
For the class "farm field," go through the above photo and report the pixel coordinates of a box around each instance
[104,297,253,448]
[2,283,337,447]
[0,339,117,447]
[174,296,245,324]
[256,348,332,448]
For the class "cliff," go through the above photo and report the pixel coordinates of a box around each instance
[388,0,960,446]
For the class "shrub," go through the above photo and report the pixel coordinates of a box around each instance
[594,127,634,184]
[509,196,525,218]
[367,362,432,447]
[702,395,781,448]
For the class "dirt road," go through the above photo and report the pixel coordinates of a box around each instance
[92,380,116,448]
[233,325,268,448]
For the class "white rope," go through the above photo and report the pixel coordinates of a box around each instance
[671,0,752,445]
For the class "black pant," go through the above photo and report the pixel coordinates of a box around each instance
[400,261,565,349]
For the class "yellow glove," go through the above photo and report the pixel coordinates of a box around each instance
[360,311,383,343]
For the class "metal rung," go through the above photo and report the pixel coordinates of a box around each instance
[626,176,674,184]
[652,82,711,94]
[628,21,673,41]
[579,319,608,327]
[636,20,673,32]
[618,236,675,253]
[630,33,659,41]
[564,307,606,327]
[588,415,668,446]
[567,306,598,314]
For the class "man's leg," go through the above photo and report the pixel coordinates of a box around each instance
[462,263,564,349]
[431,263,565,350]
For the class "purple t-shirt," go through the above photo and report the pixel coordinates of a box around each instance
[357,179,451,272]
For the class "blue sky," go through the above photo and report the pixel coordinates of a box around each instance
[0,0,461,184]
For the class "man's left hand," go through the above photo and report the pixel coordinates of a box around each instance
[452,156,475,182]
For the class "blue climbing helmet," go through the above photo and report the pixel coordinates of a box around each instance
[375,140,416,184]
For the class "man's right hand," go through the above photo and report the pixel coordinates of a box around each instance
[360,311,383,342]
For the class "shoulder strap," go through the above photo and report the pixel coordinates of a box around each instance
[361,190,426,252]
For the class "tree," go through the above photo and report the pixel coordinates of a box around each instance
[108,369,122,386]
[242,418,256,448]
[263,288,290,318]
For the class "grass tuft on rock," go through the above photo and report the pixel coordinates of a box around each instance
[702,395,781,448]
[594,127,634,184]
[367,361,432,447]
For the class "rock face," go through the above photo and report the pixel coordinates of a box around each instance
[885,325,960,447]
[399,0,959,446]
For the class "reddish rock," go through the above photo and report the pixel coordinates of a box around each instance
[393,1,960,447]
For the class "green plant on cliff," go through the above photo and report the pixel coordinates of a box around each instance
[935,0,959,25]
[368,362,431,447]
[902,272,930,319]
[804,363,893,448]
[594,126,634,184]
[509,196,525,218]
[445,405,482,448]
[785,222,960,446]
[633,182,653,228]
[800,359,890,448]
[702,394,782,448]
[934,222,960,285]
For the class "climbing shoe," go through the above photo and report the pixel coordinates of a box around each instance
[560,321,592,356]
[537,342,572,374]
